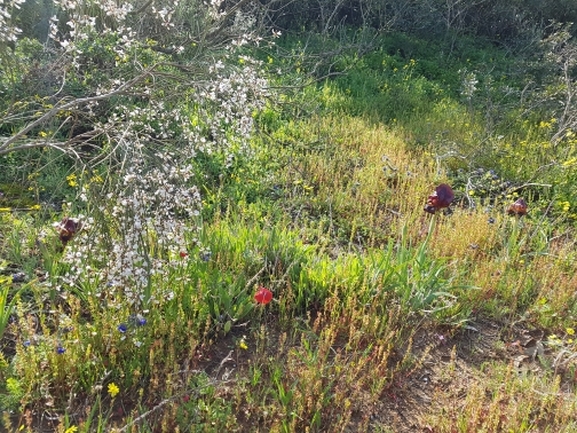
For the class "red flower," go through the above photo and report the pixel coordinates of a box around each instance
[179,251,188,258]
[254,287,273,305]
[507,198,528,216]
[424,183,454,214]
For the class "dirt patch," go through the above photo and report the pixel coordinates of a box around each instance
[369,319,577,432]
[371,320,503,431]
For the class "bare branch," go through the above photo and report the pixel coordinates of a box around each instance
[0,65,158,157]
[205,0,256,42]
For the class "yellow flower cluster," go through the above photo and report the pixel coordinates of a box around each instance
[66,174,78,188]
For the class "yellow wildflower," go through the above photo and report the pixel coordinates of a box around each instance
[539,121,549,128]
[66,174,78,188]
[107,382,120,398]
[64,427,78,433]
[566,328,575,336]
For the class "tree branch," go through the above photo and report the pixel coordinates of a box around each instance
[205,0,255,42]
[0,65,158,157]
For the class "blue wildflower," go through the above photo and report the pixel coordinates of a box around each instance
[118,323,128,333]
[23,340,31,347]
[12,272,26,283]
[56,346,65,354]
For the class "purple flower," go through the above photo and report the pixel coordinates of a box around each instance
[12,272,26,283]
[118,323,128,333]
[56,346,65,354]
[137,316,147,327]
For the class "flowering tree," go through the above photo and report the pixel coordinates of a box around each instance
[0,0,272,306]
[1,0,268,156]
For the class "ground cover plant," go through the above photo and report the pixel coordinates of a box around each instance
[2,0,577,431]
